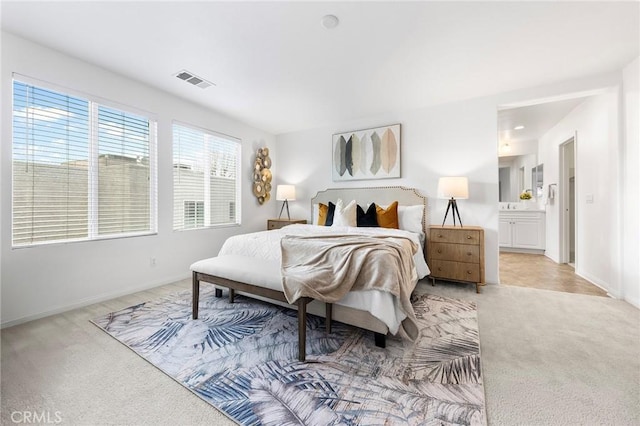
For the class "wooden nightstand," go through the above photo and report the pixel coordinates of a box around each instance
[428,225,485,293]
[267,218,307,230]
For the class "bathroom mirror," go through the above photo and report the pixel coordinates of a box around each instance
[499,154,538,202]
[532,163,544,198]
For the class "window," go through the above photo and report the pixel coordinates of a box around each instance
[12,77,157,247]
[173,122,240,230]
[184,201,204,228]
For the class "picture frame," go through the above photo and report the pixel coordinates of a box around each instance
[332,123,401,181]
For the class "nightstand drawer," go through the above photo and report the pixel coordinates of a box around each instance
[430,259,480,283]
[267,219,307,230]
[430,243,479,263]
[268,221,280,230]
[430,228,481,245]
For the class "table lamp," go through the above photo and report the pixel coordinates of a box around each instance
[276,185,296,220]
[437,177,469,227]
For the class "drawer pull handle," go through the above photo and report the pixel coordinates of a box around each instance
[467,252,472,256]
[466,235,472,239]
[438,267,442,271]
[437,234,443,238]
[467,270,472,274]
[437,249,442,253]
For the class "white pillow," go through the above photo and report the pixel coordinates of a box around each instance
[398,205,424,233]
[331,199,357,227]
[312,203,319,225]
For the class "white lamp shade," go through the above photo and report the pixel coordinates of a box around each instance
[437,177,469,199]
[276,185,296,201]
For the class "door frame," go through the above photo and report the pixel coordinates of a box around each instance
[559,134,577,264]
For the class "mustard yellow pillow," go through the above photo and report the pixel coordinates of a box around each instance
[317,203,328,226]
[376,201,399,229]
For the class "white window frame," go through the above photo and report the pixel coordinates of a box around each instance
[11,74,158,248]
[172,121,241,231]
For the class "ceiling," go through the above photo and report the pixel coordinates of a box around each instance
[1,1,638,135]
[498,96,588,155]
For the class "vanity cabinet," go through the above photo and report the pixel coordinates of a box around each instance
[499,211,545,251]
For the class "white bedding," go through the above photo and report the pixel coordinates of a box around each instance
[218,224,430,334]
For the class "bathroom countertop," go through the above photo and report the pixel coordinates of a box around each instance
[499,208,546,212]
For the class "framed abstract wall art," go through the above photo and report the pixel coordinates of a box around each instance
[332,124,401,181]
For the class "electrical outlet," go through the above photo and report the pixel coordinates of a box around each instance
[150,257,156,267]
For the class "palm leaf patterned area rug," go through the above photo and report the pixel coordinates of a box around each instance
[92,287,486,425]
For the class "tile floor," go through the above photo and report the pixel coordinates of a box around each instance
[499,251,608,297]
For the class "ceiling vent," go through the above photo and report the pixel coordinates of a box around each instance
[175,70,215,89]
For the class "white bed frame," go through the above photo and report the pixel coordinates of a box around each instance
[193,186,428,358]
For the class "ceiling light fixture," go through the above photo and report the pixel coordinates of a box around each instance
[514,125,525,130]
[321,14,339,29]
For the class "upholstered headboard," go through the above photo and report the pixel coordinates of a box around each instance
[310,186,429,237]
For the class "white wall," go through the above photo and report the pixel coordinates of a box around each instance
[1,33,634,325]
[622,57,639,307]
[0,33,277,326]
[276,97,500,283]
[538,91,621,296]
[276,72,626,288]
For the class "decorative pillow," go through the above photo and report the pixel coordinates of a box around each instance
[357,203,379,227]
[324,202,336,226]
[331,199,357,227]
[376,201,399,229]
[398,205,424,233]
[316,203,328,226]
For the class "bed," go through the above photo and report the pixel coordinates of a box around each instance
[191,186,429,360]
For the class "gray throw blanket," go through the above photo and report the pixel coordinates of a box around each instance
[280,234,419,341]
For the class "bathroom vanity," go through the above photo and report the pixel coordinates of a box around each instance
[499,207,546,252]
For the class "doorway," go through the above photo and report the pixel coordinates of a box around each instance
[560,137,576,266]
[497,98,604,296]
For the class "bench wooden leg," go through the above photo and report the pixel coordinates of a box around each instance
[325,303,332,334]
[214,288,222,298]
[192,272,200,320]
[298,298,311,362]
[374,332,386,348]
[229,288,235,303]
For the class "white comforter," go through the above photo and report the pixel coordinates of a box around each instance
[218,224,430,335]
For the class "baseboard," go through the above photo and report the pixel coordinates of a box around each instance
[544,252,560,263]
[500,247,545,255]
[623,294,640,309]
[0,273,190,329]
[574,270,615,297]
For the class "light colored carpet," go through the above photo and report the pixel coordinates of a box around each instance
[433,282,640,426]
[2,279,639,425]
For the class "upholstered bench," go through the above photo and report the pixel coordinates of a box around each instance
[190,255,332,361]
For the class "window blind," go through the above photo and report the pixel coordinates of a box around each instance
[173,122,240,230]
[12,79,157,246]
[97,106,152,236]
